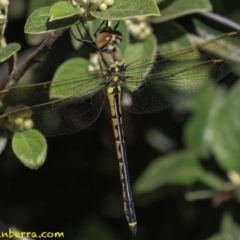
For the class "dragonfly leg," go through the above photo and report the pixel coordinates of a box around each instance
[69,23,97,50]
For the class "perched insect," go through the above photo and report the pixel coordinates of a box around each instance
[0,20,239,236]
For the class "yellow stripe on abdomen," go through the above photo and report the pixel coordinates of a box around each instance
[106,85,137,236]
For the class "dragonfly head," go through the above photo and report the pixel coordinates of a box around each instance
[96,27,122,49]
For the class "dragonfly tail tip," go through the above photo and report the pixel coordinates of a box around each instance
[130,224,137,237]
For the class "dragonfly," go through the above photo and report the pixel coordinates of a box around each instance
[0,21,240,236]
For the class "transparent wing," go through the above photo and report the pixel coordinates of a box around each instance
[123,32,240,113]
[1,32,239,136]
[0,73,106,137]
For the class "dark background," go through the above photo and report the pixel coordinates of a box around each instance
[0,0,240,239]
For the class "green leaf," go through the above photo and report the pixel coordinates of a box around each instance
[0,18,7,25]
[185,174,230,201]
[145,128,176,152]
[156,21,193,52]
[25,6,79,34]
[184,85,225,158]
[12,129,47,169]
[28,0,59,14]
[207,233,225,240]
[134,150,202,194]
[153,0,212,23]
[124,34,157,88]
[192,18,228,39]
[49,1,80,22]
[221,213,240,239]
[0,43,21,62]
[91,0,160,20]
[27,1,60,42]
[25,7,51,33]
[50,58,102,99]
[124,34,157,91]
[197,172,228,190]
[211,80,240,171]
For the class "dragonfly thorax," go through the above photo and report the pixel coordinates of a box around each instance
[98,35,126,77]
[103,63,126,86]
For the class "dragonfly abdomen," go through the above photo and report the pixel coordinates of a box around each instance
[107,84,137,236]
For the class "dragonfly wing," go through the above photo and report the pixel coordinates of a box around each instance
[122,32,240,114]
[126,32,240,74]
[122,59,235,114]
[33,91,105,136]
[161,32,240,61]
[0,75,106,137]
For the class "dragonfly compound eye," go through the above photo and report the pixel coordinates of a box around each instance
[96,30,123,49]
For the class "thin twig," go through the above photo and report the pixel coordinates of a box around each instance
[4,28,68,90]
[7,51,17,75]
[200,12,240,31]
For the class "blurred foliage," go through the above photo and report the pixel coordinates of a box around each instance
[0,0,240,240]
